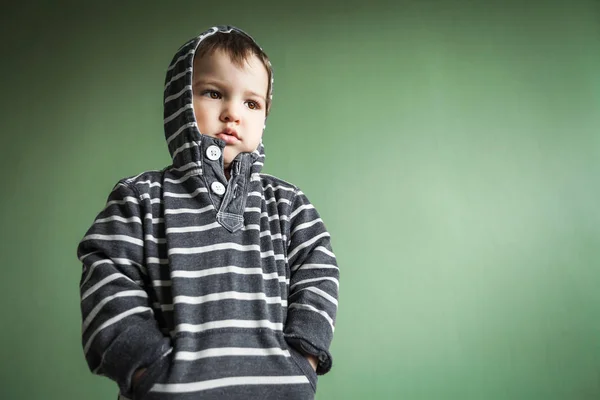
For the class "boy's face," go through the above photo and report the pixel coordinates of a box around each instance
[192,49,269,169]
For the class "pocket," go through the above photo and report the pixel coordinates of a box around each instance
[132,350,172,400]
[287,344,318,392]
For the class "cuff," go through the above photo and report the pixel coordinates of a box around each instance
[101,320,172,396]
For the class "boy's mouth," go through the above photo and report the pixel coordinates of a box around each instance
[216,128,240,144]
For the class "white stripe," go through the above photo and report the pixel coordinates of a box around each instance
[287,232,330,260]
[315,246,335,258]
[122,172,149,182]
[277,199,292,206]
[291,218,322,236]
[257,250,285,261]
[253,211,287,222]
[78,251,100,262]
[81,273,131,301]
[105,196,139,207]
[167,49,195,71]
[147,257,169,265]
[173,320,283,335]
[172,140,199,159]
[165,205,213,215]
[171,161,202,173]
[80,259,114,288]
[81,234,143,247]
[164,187,208,198]
[166,122,197,146]
[135,180,162,188]
[288,303,335,332]
[291,263,339,273]
[266,197,292,206]
[164,172,197,184]
[243,224,260,231]
[165,84,193,103]
[171,266,285,282]
[264,184,295,193]
[292,286,338,306]
[290,203,315,220]
[247,192,292,209]
[84,306,153,354]
[113,257,144,269]
[151,375,308,394]
[238,225,285,243]
[94,215,142,224]
[152,280,173,287]
[144,214,164,224]
[140,193,163,204]
[145,234,166,244]
[174,291,286,306]
[164,67,192,90]
[245,207,262,213]
[175,347,290,361]
[261,249,274,258]
[169,243,260,255]
[260,231,282,240]
[290,277,339,291]
[164,104,192,124]
[82,290,147,333]
[167,222,221,234]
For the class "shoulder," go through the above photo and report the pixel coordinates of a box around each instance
[106,169,165,199]
[254,173,300,198]
[116,168,169,196]
[253,173,321,212]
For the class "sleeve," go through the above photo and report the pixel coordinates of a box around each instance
[77,180,172,397]
[283,188,339,375]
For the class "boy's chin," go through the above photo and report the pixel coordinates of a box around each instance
[222,151,238,168]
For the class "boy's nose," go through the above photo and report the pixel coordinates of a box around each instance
[220,102,241,123]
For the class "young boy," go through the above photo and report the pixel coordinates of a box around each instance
[77,25,339,400]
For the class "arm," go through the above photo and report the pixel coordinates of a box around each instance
[77,180,171,397]
[284,188,339,375]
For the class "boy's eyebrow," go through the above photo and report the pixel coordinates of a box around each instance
[244,90,266,103]
[194,79,266,103]
[194,79,222,87]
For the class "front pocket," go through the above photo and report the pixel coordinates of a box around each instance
[132,350,172,400]
[287,345,318,392]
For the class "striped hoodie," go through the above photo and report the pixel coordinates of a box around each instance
[77,26,339,400]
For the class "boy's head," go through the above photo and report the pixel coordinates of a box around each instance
[192,31,273,170]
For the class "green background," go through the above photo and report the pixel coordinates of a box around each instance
[1,1,599,399]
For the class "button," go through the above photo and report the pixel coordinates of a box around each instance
[206,145,221,160]
[211,181,226,195]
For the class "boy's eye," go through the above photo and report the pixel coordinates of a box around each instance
[202,90,221,99]
[246,101,260,110]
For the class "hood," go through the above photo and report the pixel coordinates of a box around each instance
[162,25,272,174]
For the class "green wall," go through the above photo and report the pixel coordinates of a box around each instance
[2,1,599,398]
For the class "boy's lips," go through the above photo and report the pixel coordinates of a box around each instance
[216,128,240,144]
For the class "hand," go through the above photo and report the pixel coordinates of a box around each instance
[305,354,318,371]
[132,368,147,389]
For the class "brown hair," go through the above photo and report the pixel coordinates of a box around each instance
[195,32,273,114]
